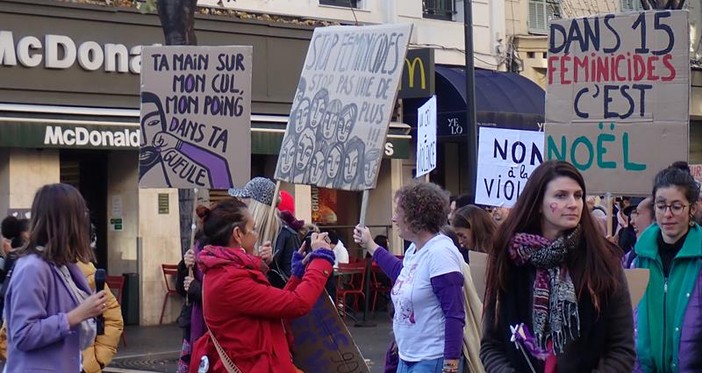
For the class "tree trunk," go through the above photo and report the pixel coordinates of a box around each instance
[155,0,200,254]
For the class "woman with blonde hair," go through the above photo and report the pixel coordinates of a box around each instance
[229,177,300,288]
[4,184,108,372]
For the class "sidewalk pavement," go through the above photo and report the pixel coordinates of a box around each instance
[105,311,394,373]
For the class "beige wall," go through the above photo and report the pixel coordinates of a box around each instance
[137,188,182,325]
[0,149,60,214]
[106,151,139,277]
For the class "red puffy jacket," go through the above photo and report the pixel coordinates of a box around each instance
[189,246,332,373]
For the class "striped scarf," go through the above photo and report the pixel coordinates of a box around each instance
[508,226,581,354]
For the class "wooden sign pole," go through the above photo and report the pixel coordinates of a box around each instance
[264,180,282,245]
[605,192,614,238]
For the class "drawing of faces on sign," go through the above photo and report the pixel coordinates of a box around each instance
[363,149,381,189]
[295,128,316,178]
[308,145,327,185]
[341,136,365,187]
[337,103,358,143]
[294,77,307,107]
[325,143,344,188]
[293,98,311,134]
[310,88,329,130]
[321,99,342,141]
[278,133,297,178]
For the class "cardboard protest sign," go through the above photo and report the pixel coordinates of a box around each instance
[274,24,413,191]
[290,292,369,373]
[475,127,544,207]
[416,95,437,178]
[624,268,650,309]
[139,46,252,189]
[545,11,689,195]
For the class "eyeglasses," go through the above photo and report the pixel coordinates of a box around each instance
[654,202,688,215]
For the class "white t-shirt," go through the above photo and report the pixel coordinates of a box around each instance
[391,234,463,362]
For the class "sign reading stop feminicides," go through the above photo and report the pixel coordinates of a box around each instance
[416,95,437,178]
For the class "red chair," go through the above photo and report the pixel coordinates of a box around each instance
[335,261,367,319]
[106,275,127,347]
[159,264,180,324]
[370,265,391,312]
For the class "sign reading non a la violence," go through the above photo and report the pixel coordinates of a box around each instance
[475,127,544,207]
[274,24,413,191]
[416,95,437,178]
[545,11,689,195]
[139,46,252,189]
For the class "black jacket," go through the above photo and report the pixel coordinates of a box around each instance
[480,259,635,372]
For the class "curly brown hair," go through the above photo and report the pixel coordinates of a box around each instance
[395,182,450,234]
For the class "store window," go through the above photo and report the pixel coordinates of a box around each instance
[319,0,359,8]
[621,0,644,11]
[423,0,456,21]
[528,0,560,35]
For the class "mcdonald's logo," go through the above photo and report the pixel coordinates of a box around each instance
[399,48,435,99]
[405,57,426,89]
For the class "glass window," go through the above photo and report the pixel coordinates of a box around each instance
[423,0,456,21]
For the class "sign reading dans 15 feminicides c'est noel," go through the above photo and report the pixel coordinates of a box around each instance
[139,46,252,189]
[545,10,689,195]
[274,24,413,191]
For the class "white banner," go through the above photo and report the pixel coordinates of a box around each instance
[475,127,544,207]
[416,95,437,178]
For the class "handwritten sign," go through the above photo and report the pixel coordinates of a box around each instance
[139,46,252,189]
[274,24,413,191]
[416,95,437,178]
[475,127,544,207]
[545,11,689,195]
[290,292,369,373]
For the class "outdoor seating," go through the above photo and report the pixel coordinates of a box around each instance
[159,264,180,325]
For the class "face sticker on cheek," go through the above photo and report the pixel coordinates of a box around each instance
[550,203,558,213]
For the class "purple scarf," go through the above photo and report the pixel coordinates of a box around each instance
[508,226,581,354]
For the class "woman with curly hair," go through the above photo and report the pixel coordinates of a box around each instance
[480,161,635,372]
[354,182,467,373]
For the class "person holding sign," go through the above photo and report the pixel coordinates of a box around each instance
[480,161,635,372]
[632,166,702,372]
[353,182,467,373]
[189,198,335,373]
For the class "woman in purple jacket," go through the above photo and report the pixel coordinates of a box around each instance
[4,184,107,372]
[354,182,467,373]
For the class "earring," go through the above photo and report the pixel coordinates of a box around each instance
[689,214,695,227]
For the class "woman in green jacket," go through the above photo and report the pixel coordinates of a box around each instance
[634,165,702,372]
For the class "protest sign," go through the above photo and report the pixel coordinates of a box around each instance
[274,24,413,191]
[475,127,544,207]
[416,95,437,178]
[624,268,649,309]
[139,46,252,189]
[545,11,689,195]
[290,292,369,373]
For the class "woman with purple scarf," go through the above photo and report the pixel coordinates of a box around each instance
[480,161,635,372]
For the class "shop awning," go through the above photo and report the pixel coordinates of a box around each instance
[403,66,545,137]
[0,104,410,159]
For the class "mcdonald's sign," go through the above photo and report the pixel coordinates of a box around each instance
[398,48,435,99]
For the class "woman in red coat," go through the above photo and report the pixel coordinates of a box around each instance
[189,198,335,373]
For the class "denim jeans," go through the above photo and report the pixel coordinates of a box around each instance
[396,357,464,373]
[396,358,443,373]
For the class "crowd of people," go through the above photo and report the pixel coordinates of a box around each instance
[0,159,699,372]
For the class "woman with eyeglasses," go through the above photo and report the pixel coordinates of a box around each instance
[633,166,702,371]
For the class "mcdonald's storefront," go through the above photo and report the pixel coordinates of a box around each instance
[0,0,411,325]
[401,54,546,197]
